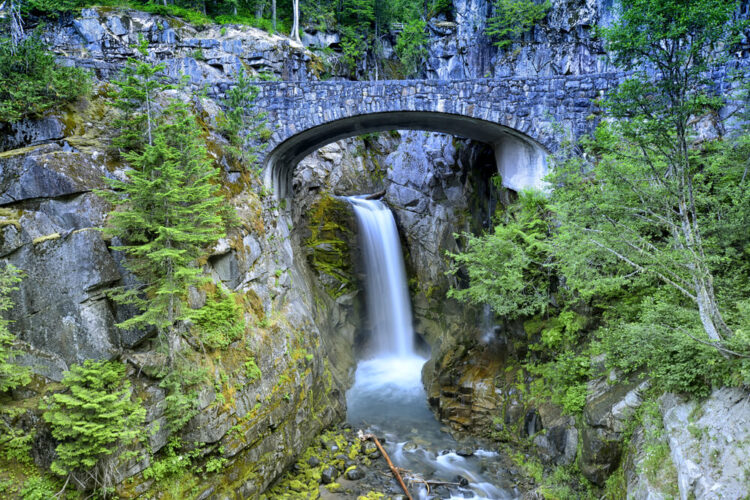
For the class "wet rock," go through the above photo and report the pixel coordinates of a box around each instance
[320,466,337,484]
[403,441,419,452]
[306,456,321,467]
[580,375,649,485]
[454,475,469,487]
[345,467,365,480]
[363,441,378,456]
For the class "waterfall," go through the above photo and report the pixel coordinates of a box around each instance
[344,195,518,500]
[347,196,415,357]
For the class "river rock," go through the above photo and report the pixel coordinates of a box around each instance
[320,466,338,484]
[345,466,365,480]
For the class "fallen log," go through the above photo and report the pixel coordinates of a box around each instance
[360,432,413,500]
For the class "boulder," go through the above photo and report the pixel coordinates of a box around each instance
[659,388,750,500]
[580,374,649,484]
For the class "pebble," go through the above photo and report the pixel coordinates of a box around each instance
[345,467,365,480]
[320,466,337,484]
[454,475,469,487]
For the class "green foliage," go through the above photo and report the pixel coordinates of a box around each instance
[394,19,427,78]
[0,264,30,392]
[191,288,244,350]
[18,476,57,500]
[42,360,145,483]
[525,311,592,413]
[448,189,553,319]
[217,68,268,173]
[142,436,202,482]
[485,0,550,48]
[158,362,207,433]
[110,36,173,154]
[0,33,90,124]
[0,425,34,465]
[244,356,261,381]
[597,297,733,397]
[101,91,227,363]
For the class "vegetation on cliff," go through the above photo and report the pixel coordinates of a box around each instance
[42,360,145,493]
[450,0,750,416]
[0,34,91,124]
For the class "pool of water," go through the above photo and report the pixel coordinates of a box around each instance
[346,356,519,500]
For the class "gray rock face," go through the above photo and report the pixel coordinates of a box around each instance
[45,7,312,86]
[580,375,649,485]
[0,117,65,153]
[659,388,750,500]
[6,229,121,379]
[0,143,110,205]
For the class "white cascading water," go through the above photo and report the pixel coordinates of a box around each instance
[345,196,517,500]
[347,196,415,357]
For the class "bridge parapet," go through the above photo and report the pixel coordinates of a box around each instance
[248,75,621,197]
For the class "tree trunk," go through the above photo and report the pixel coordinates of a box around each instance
[291,0,301,42]
[256,0,266,19]
[272,0,277,31]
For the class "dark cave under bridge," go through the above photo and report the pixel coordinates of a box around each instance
[252,75,619,198]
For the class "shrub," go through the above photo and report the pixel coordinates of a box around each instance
[485,0,550,49]
[0,34,91,124]
[0,264,30,392]
[42,360,145,488]
[191,289,244,350]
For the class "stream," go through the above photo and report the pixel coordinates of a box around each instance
[344,197,519,500]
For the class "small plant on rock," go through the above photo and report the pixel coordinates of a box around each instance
[42,360,146,494]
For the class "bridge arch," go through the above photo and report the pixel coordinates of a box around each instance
[263,110,549,199]
[250,77,614,199]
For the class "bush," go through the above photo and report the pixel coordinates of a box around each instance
[42,360,145,487]
[0,34,91,124]
[448,189,553,319]
[18,476,57,500]
[394,19,428,77]
[485,0,550,48]
[191,289,244,350]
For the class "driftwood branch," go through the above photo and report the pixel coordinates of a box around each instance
[360,432,412,500]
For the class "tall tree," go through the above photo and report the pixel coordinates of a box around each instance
[102,100,227,365]
[110,37,172,153]
[551,0,744,347]
[290,0,300,41]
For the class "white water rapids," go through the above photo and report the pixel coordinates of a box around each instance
[344,197,518,500]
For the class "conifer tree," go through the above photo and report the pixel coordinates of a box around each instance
[42,360,145,492]
[0,264,30,392]
[102,100,227,365]
[217,68,268,172]
[110,36,172,154]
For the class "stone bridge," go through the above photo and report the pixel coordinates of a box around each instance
[251,74,620,198]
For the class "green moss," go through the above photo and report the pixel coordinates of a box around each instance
[31,233,60,245]
[304,193,355,298]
